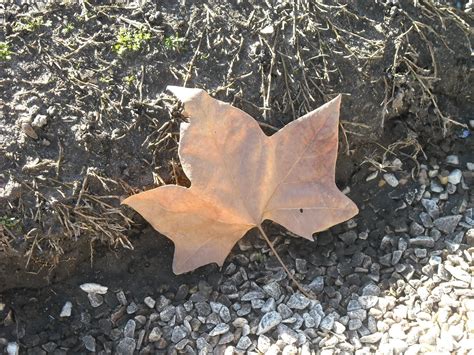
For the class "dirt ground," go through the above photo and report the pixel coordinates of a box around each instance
[0,0,472,292]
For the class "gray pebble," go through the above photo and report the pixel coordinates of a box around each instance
[433,215,462,234]
[210,323,230,336]
[263,282,281,299]
[82,335,96,352]
[348,319,362,330]
[257,311,282,335]
[287,293,310,310]
[308,276,324,293]
[126,302,138,314]
[171,326,188,343]
[241,291,265,301]
[409,236,434,248]
[116,337,136,355]
[123,319,136,338]
[339,230,358,245]
[236,336,252,350]
[320,314,335,332]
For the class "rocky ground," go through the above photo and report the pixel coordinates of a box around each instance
[1,145,473,353]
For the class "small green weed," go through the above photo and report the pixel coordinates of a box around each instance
[164,35,185,52]
[13,16,46,32]
[113,27,151,55]
[0,216,19,229]
[61,22,75,35]
[0,42,13,61]
[123,74,136,86]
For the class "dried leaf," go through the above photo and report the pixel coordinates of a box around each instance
[123,86,358,274]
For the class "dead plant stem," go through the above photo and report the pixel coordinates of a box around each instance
[256,224,312,298]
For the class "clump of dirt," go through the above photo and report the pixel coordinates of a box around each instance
[0,0,472,291]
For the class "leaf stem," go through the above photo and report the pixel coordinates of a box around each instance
[256,224,313,298]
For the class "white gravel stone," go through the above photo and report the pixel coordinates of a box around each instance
[448,169,462,184]
[60,301,72,317]
[383,173,399,187]
[144,296,156,309]
[257,334,271,353]
[6,343,19,355]
[80,283,108,294]
[360,332,383,343]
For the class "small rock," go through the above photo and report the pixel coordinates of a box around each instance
[32,114,48,128]
[144,296,156,309]
[6,343,19,355]
[430,180,444,193]
[414,248,427,258]
[429,255,442,265]
[160,305,176,322]
[320,314,335,332]
[261,298,276,313]
[409,236,434,248]
[409,221,425,236]
[348,319,362,330]
[360,332,383,344]
[446,155,459,166]
[277,324,298,345]
[257,311,282,335]
[339,230,358,245]
[87,293,103,308]
[60,301,72,317]
[391,250,403,265]
[295,259,308,273]
[236,336,252,350]
[383,173,399,187]
[117,337,136,355]
[171,326,187,343]
[448,169,462,185]
[466,229,474,245]
[362,283,380,297]
[307,276,324,293]
[287,293,310,310]
[263,282,281,299]
[80,283,108,294]
[148,327,162,342]
[210,323,229,336]
[257,334,271,353]
[82,335,96,352]
[123,319,136,338]
[444,265,471,283]
[241,291,265,301]
[421,199,440,219]
[433,215,462,234]
[333,321,346,334]
[126,302,138,314]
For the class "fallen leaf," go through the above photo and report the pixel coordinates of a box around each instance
[123,86,358,274]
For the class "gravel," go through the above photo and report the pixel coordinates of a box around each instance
[1,149,472,354]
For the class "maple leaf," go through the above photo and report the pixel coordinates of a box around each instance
[123,86,358,274]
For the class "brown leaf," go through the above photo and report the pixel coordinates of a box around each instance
[123,86,358,274]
